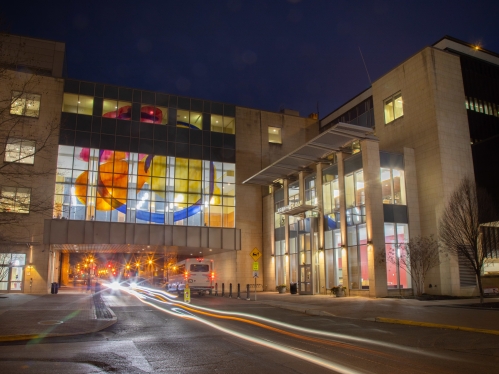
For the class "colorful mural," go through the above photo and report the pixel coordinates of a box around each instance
[54,147,235,227]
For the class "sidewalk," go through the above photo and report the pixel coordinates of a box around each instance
[0,286,116,342]
[236,292,499,335]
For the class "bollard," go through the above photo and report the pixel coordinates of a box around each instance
[237,283,240,299]
[229,283,233,298]
[215,282,218,296]
[246,284,250,300]
[222,283,225,297]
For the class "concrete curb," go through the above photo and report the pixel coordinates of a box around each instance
[375,317,499,336]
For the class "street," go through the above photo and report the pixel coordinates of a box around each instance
[0,287,498,373]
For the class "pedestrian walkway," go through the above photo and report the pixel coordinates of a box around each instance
[0,286,116,342]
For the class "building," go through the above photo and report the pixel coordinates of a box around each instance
[1,33,498,296]
[245,36,499,297]
[0,34,317,293]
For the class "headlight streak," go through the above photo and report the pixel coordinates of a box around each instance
[123,289,361,374]
[131,286,445,360]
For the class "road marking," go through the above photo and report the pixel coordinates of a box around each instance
[376,317,499,335]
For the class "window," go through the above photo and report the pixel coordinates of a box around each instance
[0,253,26,291]
[10,91,41,118]
[345,170,365,225]
[141,105,168,124]
[177,110,202,129]
[384,92,403,124]
[269,127,282,144]
[190,264,209,272]
[380,167,406,205]
[348,224,368,289]
[274,187,285,228]
[102,99,131,120]
[304,174,316,205]
[211,115,235,134]
[466,97,499,117]
[53,146,236,227]
[0,186,31,213]
[62,93,94,115]
[385,223,411,289]
[4,138,35,164]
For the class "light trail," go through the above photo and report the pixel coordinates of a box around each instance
[122,287,363,374]
[105,283,457,373]
[123,284,447,360]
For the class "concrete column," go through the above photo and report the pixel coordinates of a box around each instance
[360,139,387,298]
[60,253,70,286]
[298,171,305,204]
[316,163,326,293]
[337,152,349,293]
[283,179,290,286]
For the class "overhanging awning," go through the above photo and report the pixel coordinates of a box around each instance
[278,203,318,216]
[243,122,377,186]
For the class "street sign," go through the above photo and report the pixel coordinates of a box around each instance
[249,247,261,261]
[184,285,191,303]
[252,261,259,271]
[253,271,259,278]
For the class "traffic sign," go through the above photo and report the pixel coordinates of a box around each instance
[252,261,259,271]
[249,247,261,261]
[253,271,259,278]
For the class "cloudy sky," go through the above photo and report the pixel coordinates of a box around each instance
[2,0,498,118]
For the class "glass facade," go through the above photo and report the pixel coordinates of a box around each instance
[53,146,235,227]
[385,223,411,289]
[345,169,365,226]
[0,253,26,291]
[272,147,413,295]
[381,167,406,204]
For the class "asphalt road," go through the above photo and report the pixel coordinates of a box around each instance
[0,288,497,373]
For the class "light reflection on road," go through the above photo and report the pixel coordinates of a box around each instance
[104,283,456,374]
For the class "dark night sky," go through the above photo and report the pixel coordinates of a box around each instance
[2,1,498,118]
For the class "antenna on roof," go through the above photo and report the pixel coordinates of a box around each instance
[358,46,372,85]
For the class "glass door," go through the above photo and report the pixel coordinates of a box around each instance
[10,267,23,291]
[297,217,318,295]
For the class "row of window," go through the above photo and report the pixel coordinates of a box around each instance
[465,97,499,117]
[62,94,236,134]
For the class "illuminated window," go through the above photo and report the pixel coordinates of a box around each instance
[62,93,93,115]
[102,100,131,120]
[176,110,202,129]
[141,105,167,124]
[4,138,35,164]
[0,186,31,213]
[268,127,282,144]
[10,91,41,118]
[211,115,235,134]
[385,223,411,289]
[53,146,236,227]
[384,92,403,124]
[381,168,406,205]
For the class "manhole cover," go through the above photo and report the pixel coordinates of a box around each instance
[38,320,64,325]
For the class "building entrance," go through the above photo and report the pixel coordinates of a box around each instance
[292,217,318,295]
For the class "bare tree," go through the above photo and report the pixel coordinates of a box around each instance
[439,177,497,303]
[386,235,444,296]
[0,33,61,243]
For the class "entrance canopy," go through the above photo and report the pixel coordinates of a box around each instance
[243,122,377,186]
